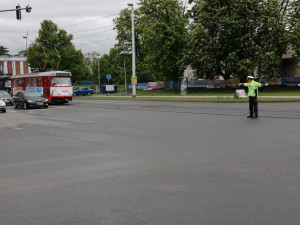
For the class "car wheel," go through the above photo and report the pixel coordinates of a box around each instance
[2,109,6,113]
[73,93,77,96]
[44,105,48,108]
[14,102,18,109]
[87,92,91,96]
[23,102,28,110]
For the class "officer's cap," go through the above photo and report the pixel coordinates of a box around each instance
[247,76,254,79]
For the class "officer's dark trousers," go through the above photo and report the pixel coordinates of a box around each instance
[249,96,258,116]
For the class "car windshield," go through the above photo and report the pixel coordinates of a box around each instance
[51,77,72,86]
[24,92,42,97]
[0,91,10,97]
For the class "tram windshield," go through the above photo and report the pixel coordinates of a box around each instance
[24,91,42,97]
[51,77,72,87]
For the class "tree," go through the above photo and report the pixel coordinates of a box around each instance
[113,8,155,83]
[113,1,189,83]
[90,48,127,86]
[285,0,300,62]
[138,0,189,82]
[27,20,88,82]
[84,52,101,81]
[0,46,9,55]
[188,0,287,81]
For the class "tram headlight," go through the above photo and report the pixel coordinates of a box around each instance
[27,100,33,103]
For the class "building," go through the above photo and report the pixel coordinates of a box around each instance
[0,55,31,91]
[0,55,30,76]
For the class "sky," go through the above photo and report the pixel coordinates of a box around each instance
[0,0,140,56]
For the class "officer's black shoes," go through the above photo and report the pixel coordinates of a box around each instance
[247,115,258,118]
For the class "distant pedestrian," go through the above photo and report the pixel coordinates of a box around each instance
[240,76,269,118]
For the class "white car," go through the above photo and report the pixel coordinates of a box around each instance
[0,99,6,113]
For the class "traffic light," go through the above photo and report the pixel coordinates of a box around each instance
[16,5,21,20]
[26,5,32,13]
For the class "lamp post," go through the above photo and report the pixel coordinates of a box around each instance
[128,3,136,97]
[97,57,101,94]
[91,56,101,94]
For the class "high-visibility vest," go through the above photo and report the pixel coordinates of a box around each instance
[243,80,262,97]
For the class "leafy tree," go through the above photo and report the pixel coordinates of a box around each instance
[113,8,155,83]
[27,20,88,82]
[113,1,189,83]
[285,0,300,62]
[84,52,101,81]
[188,0,287,81]
[0,46,9,55]
[90,49,123,86]
[138,0,189,82]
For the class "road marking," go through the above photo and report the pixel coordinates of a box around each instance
[13,127,23,130]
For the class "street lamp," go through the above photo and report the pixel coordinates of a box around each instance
[128,3,136,97]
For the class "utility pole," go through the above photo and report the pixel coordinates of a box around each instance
[97,57,101,94]
[124,61,127,94]
[127,3,137,98]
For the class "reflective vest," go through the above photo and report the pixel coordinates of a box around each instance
[243,80,262,97]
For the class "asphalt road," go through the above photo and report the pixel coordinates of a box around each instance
[0,99,299,225]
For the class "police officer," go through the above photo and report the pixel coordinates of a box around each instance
[240,76,269,118]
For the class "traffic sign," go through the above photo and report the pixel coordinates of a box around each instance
[106,74,111,80]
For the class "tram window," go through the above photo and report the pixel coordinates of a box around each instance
[17,79,22,87]
[36,77,41,87]
[51,77,72,86]
[32,78,36,87]
[27,78,31,87]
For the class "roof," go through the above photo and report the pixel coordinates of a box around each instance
[11,70,72,79]
[0,55,27,61]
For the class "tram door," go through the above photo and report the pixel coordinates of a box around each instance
[43,77,50,100]
[22,78,26,91]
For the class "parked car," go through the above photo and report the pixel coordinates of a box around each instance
[13,91,48,109]
[73,87,94,96]
[0,90,12,106]
[0,99,6,113]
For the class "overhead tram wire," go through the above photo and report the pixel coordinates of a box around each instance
[70,25,114,34]
[75,37,115,47]
[3,12,120,49]
[61,13,120,29]
[73,28,115,40]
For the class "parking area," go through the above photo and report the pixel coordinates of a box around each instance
[0,100,299,225]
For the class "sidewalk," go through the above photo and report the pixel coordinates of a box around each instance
[92,94,300,98]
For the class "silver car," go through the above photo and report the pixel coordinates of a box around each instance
[0,90,12,106]
[0,99,6,113]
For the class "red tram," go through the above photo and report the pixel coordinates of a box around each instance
[11,71,73,104]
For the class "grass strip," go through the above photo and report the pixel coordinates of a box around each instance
[75,95,300,102]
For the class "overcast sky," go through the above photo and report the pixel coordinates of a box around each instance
[0,0,140,56]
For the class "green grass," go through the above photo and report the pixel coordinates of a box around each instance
[75,95,300,102]
[118,86,300,96]
[73,85,300,102]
